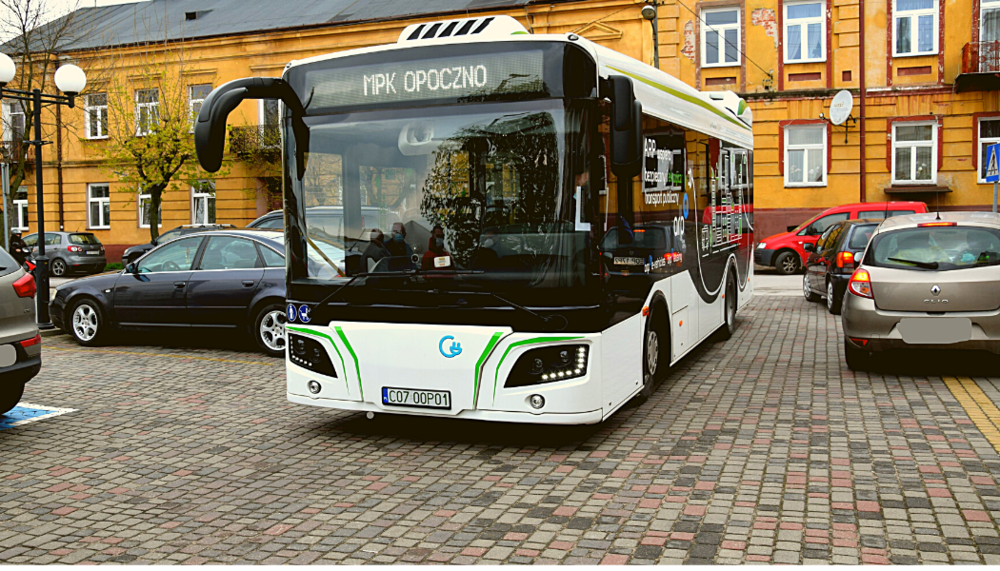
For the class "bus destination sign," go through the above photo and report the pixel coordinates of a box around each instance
[306,51,545,110]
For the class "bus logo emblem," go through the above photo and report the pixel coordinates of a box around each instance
[439,335,463,358]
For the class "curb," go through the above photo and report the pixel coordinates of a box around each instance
[39,328,68,339]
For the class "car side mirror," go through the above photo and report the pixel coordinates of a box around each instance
[853,252,863,264]
[125,262,137,274]
[803,243,814,253]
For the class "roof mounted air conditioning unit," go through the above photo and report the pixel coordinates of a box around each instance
[397,15,527,43]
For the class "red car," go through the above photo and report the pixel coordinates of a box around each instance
[755,201,928,275]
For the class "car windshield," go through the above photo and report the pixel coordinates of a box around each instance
[288,100,591,293]
[867,225,1000,270]
[847,224,878,249]
[69,233,100,245]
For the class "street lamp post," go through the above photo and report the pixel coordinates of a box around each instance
[0,53,86,329]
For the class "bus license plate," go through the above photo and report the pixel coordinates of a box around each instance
[382,387,451,410]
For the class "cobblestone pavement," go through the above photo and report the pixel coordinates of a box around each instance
[4,296,1000,564]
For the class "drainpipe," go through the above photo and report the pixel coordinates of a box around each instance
[859,0,866,202]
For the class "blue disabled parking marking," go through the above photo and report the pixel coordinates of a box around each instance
[0,402,76,431]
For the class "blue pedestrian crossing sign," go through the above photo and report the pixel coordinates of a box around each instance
[987,143,1000,183]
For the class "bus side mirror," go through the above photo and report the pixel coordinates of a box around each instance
[607,75,642,179]
[194,77,308,175]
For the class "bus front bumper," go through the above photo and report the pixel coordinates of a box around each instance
[287,393,604,425]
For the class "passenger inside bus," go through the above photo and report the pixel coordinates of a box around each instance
[422,225,454,270]
[384,222,416,271]
[363,229,390,272]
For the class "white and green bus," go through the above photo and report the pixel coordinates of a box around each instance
[194,15,754,424]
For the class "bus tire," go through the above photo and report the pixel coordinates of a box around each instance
[641,305,669,399]
[716,275,737,341]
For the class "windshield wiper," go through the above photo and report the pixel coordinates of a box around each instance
[888,257,939,270]
[485,292,568,331]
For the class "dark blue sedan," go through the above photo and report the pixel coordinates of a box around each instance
[50,230,288,356]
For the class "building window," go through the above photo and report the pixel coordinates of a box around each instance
[88,183,110,229]
[892,121,936,184]
[701,8,740,67]
[191,181,215,224]
[188,84,211,129]
[135,88,159,136]
[13,186,27,231]
[894,0,937,56]
[979,118,1000,183]
[85,93,108,139]
[784,125,826,186]
[784,2,825,62]
[138,192,162,228]
[260,99,280,127]
[3,101,25,142]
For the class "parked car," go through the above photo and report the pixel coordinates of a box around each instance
[247,206,403,243]
[756,201,927,275]
[0,246,40,415]
[802,219,880,314]
[122,224,235,265]
[599,224,676,282]
[52,229,290,357]
[842,212,1000,370]
[246,210,284,229]
[22,231,106,277]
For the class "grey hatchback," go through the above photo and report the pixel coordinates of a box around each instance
[0,246,40,414]
[23,231,107,277]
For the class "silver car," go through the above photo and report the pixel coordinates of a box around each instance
[0,246,40,414]
[23,231,107,277]
[842,211,1000,370]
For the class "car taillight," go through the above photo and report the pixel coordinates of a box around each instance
[12,273,36,298]
[67,245,82,253]
[848,268,873,299]
[19,334,40,348]
[918,221,956,227]
[836,251,856,269]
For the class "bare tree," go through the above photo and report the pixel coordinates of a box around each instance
[0,0,78,243]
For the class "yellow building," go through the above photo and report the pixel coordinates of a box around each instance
[6,0,995,259]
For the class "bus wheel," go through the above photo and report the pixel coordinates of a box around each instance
[641,308,668,399]
[716,276,737,341]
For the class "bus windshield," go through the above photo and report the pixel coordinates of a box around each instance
[288,100,591,292]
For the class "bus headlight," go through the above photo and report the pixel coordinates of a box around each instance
[505,345,588,388]
[529,394,545,409]
[289,333,338,379]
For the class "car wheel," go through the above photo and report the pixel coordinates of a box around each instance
[844,338,871,372]
[716,276,737,340]
[0,383,24,415]
[640,306,669,399]
[827,280,843,315]
[254,303,287,358]
[69,298,105,346]
[803,274,820,302]
[50,258,67,277]
[774,251,800,275]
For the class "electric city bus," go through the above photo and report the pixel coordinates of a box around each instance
[194,15,754,424]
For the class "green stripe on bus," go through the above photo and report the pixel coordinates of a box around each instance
[334,326,364,400]
[492,336,584,404]
[607,65,750,131]
[287,325,351,395]
[474,332,505,406]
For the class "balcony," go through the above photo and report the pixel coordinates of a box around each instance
[228,124,280,168]
[956,41,1000,92]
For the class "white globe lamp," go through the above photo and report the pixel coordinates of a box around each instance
[0,52,15,86]
[54,64,86,95]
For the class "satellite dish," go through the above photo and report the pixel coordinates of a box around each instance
[829,90,854,126]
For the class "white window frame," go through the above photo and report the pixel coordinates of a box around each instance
[191,181,216,225]
[87,183,111,229]
[700,8,741,68]
[135,88,160,136]
[784,125,827,187]
[84,93,108,140]
[783,1,826,63]
[13,186,27,232]
[891,120,937,185]
[2,101,25,142]
[188,84,211,131]
[138,191,162,228]
[259,98,280,128]
[892,0,938,57]
[979,117,1000,184]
